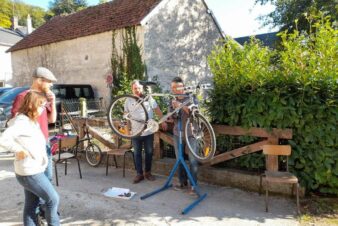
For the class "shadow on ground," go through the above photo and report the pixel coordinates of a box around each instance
[0,154,299,226]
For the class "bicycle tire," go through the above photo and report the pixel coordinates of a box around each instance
[85,143,102,167]
[185,112,216,162]
[107,95,148,139]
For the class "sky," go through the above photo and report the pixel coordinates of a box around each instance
[22,0,278,38]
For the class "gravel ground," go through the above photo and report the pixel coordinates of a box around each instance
[0,153,299,226]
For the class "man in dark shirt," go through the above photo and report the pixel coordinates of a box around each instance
[170,77,198,196]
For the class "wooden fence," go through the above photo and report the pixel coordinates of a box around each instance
[71,117,292,169]
[154,125,292,170]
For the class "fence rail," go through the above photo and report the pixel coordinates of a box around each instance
[154,125,292,169]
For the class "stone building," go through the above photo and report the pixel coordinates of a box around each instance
[8,0,224,103]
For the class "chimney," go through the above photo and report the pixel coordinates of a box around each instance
[11,16,19,30]
[27,14,33,34]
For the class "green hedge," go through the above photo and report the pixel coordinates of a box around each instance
[207,14,337,194]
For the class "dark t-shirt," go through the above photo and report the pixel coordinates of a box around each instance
[170,96,198,136]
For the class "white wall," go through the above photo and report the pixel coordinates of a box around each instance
[0,45,13,86]
[143,0,222,90]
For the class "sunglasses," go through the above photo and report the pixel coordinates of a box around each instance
[118,192,131,197]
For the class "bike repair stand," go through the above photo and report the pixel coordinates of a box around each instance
[140,110,207,214]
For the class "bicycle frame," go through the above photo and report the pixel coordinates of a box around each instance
[129,91,198,125]
[108,82,216,162]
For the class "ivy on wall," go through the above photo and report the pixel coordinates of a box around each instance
[110,26,145,96]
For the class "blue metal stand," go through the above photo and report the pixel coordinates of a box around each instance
[140,111,207,214]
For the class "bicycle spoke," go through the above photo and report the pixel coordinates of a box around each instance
[85,143,102,167]
[185,113,216,162]
[108,95,148,139]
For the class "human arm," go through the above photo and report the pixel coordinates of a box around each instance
[154,106,168,130]
[46,91,57,123]
[172,100,190,114]
[149,97,167,131]
[0,123,30,160]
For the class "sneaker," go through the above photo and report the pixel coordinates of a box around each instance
[173,183,188,191]
[144,172,155,181]
[187,188,199,198]
[36,214,45,226]
[133,174,144,184]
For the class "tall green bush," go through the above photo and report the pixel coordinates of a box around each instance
[208,14,337,194]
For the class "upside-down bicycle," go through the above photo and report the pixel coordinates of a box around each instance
[107,82,216,162]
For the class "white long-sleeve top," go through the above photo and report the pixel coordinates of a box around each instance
[0,114,47,176]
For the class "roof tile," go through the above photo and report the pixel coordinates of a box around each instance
[9,0,160,52]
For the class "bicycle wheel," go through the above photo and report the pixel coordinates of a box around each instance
[85,143,102,167]
[185,112,216,162]
[107,95,148,139]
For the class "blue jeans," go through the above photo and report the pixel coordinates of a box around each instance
[38,145,53,215]
[16,173,60,226]
[174,135,198,185]
[132,134,154,175]
[45,145,53,181]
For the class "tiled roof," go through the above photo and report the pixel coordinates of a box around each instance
[8,0,161,52]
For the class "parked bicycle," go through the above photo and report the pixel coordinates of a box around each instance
[57,103,103,167]
[107,81,216,162]
[78,118,103,167]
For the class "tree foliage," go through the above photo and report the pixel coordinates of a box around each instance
[0,0,12,28]
[0,0,46,29]
[208,13,338,194]
[255,0,337,32]
[49,0,88,16]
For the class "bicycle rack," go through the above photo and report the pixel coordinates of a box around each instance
[140,110,207,214]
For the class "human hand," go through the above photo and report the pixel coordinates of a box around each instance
[172,100,181,109]
[46,91,56,104]
[16,150,29,161]
[160,122,168,131]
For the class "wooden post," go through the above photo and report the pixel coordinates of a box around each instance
[266,136,279,171]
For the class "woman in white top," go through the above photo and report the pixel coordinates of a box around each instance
[0,91,60,226]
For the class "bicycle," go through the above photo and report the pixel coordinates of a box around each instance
[56,104,103,167]
[107,81,216,162]
[78,118,103,167]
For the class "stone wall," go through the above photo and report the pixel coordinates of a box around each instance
[10,28,144,105]
[143,0,222,90]
[108,155,305,197]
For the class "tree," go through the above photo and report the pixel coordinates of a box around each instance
[0,0,12,28]
[255,0,337,32]
[0,0,47,29]
[30,7,47,28]
[49,0,88,16]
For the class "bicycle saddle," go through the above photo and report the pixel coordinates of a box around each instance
[139,81,157,87]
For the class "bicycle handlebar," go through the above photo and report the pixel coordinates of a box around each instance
[176,83,212,91]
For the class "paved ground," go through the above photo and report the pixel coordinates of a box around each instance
[0,153,299,226]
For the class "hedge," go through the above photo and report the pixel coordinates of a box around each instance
[207,14,337,194]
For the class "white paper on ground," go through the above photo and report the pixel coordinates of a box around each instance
[103,187,136,200]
